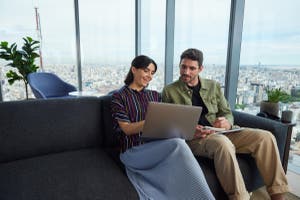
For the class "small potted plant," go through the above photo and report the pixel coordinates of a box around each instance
[0,37,40,100]
[260,87,291,118]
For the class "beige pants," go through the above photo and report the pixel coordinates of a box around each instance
[187,128,289,200]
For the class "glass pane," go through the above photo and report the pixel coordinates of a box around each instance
[141,0,166,92]
[79,0,135,95]
[239,0,300,197]
[173,0,231,87]
[0,0,77,101]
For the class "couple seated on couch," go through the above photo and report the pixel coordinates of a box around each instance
[111,49,288,200]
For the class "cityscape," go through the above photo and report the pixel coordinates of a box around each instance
[1,63,300,177]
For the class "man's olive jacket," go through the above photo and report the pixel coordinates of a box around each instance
[162,77,234,126]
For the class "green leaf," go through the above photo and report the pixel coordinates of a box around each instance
[6,70,23,85]
[0,41,8,47]
[0,36,40,92]
[0,53,11,60]
[23,37,33,43]
[31,40,40,46]
[266,88,292,103]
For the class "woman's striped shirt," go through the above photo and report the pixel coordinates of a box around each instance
[111,85,161,153]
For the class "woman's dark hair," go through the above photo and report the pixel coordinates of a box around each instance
[124,55,157,85]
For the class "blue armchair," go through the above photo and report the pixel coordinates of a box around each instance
[28,72,77,99]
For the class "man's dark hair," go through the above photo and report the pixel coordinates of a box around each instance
[180,48,203,66]
[124,55,157,85]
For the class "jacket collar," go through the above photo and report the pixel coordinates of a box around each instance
[178,76,209,91]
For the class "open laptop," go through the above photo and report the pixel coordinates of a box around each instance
[142,102,202,141]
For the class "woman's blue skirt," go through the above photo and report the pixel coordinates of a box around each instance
[120,138,215,200]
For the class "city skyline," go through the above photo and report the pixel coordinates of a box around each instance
[0,0,299,65]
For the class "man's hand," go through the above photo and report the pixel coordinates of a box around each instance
[213,117,231,130]
[193,125,215,139]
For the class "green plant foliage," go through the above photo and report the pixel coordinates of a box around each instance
[235,104,246,110]
[291,96,300,102]
[266,88,291,103]
[0,37,40,99]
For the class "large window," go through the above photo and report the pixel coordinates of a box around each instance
[0,0,77,101]
[238,0,300,113]
[141,0,166,92]
[0,1,37,100]
[36,1,77,88]
[239,0,300,196]
[173,0,231,86]
[79,0,135,95]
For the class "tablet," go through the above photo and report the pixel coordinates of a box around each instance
[215,127,245,134]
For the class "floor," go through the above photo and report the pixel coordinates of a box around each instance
[251,187,300,200]
[286,170,300,198]
[250,170,300,200]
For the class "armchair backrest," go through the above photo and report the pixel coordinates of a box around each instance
[28,72,77,99]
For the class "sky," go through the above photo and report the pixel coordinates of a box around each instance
[241,0,300,65]
[0,0,299,66]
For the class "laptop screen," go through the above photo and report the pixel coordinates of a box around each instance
[142,102,202,140]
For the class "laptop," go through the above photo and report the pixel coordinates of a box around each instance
[142,102,202,141]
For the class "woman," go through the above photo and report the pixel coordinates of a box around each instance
[111,55,215,200]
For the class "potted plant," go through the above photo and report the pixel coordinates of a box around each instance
[0,37,40,100]
[260,87,291,118]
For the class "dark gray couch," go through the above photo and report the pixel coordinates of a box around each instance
[0,95,289,200]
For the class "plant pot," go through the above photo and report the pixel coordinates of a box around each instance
[260,101,280,117]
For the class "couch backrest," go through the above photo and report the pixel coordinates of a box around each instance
[100,95,121,150]
[0,97,103,163]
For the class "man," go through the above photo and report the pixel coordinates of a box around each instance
[162,48,288,200]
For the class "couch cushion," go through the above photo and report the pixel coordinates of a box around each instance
[0,97,103,163]
[237,154,263,191]
[0,148,138,200]
[196,157,226,199]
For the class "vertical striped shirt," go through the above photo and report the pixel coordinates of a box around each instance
[111,85,161,153]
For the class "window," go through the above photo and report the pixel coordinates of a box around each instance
[0,0,77,100]
[239,0,300,196]
[0,1,38,100]
[173,0,231,86]
[79,0,135,95]
[141,0,166,91]
[36,1,77,89]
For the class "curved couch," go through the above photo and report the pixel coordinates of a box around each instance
[0,95,289,200]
